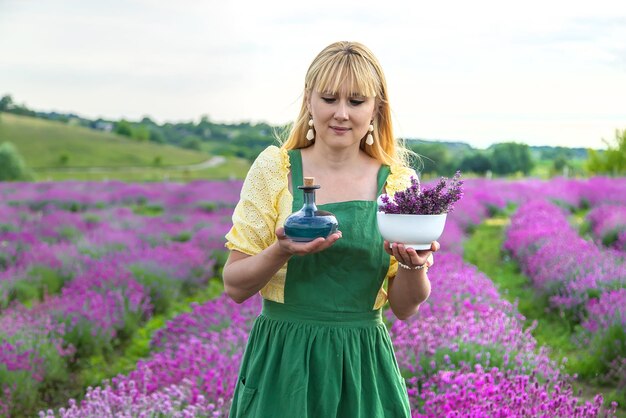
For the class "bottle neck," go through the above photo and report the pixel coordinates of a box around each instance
[303,190,317,215]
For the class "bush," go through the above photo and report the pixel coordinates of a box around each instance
[0,142,29,181]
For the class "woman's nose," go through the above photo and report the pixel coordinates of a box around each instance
[334,101,349,121]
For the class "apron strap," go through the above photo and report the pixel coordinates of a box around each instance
[288,149,303,210]
[376,165,391,196]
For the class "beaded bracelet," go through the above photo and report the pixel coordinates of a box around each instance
[398,262,428,270]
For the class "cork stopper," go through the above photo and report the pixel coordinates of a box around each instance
[298,176,320,191]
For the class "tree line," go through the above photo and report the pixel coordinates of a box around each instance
[1,94,624,181]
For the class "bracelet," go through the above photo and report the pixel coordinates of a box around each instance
[398,262,428,270]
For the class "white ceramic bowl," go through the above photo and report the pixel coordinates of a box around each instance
[376,212,447,250]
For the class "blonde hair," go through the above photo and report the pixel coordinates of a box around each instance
[280,41,413,168]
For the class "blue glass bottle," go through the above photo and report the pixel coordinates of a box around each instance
[284,177,338,242]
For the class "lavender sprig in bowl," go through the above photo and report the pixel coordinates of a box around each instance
[378,171,464,215]
[377,171,464,249]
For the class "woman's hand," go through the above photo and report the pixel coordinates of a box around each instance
[275,226,342,257]
[384,240,440,269]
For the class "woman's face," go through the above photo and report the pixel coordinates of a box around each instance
[307,82,377,150]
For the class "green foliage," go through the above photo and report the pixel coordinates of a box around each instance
[587,129,626,175]
[56,225,81,242]
[198,201,221,213]
[181,135,202,150]
[490,142,534,175]
[128,265,185,315]
[0,329,69,417]
[131,202,163,216]
[33,266,70,296]
[0,141,30,180]
[0,94,36,117]
[60,315,114,359]
[132,124,150,142]
[114,119,133,137]
[459,152,492,175]
[172,231,192,242]
[0,94,13,111]
[538,146,587,163]
[578,219,592,237]
[83,213,100,226]
[405,141,455,175]
[553,155,569,172]
[10,278,40,305]
[601,229,620,247]
[59,153,69,165]
[149,128,166,144]
[577,323,626,381]
[2,266,70,308]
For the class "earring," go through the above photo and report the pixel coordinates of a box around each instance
[365,123,374,145]
[306,118,315,141]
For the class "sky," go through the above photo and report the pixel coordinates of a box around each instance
[1,0,625,150]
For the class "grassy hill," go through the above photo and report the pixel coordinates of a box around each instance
[0,113,251,181]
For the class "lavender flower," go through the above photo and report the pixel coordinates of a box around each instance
[379,171,464,215]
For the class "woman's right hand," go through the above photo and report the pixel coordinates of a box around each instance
[274,226,342,257]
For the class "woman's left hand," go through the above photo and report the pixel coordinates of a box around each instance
[383,240,440,269]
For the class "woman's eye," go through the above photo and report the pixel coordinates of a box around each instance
[350,100,364,106]
[322,97,335,103]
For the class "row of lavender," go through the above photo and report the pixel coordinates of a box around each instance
[504,199,626,395]
[37,177,623,417]
[586,204,626,251]
[0,181,241,416]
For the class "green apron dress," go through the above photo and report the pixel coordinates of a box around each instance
[229,149,411,418]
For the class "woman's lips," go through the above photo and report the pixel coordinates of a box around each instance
[330,126,350,134]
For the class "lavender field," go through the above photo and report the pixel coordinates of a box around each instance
[1,177,625,417]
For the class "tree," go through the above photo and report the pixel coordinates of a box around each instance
[586,129,626,175]
[132,125,150,142]
[459,152,492,175]
[149,129,166,144]
[140,116,157,125]
[181,135,202,151]
[0,95,13,112]
[406,142,452,176]
[0,142,29,181]
[490,142,534,175]
[553,155,569,172]
[115,120,133,137]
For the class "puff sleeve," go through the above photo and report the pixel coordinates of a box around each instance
[225,146,290,255]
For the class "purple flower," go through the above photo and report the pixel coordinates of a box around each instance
[379,171,464,215]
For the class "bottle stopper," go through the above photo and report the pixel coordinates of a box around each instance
[299,176,320,190]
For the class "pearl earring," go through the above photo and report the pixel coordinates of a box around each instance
[306,118,315,141]
[365,123,374,145]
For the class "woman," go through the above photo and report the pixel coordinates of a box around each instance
[223,41,439,418]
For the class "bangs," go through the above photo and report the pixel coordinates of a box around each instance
[312,54,379,98]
